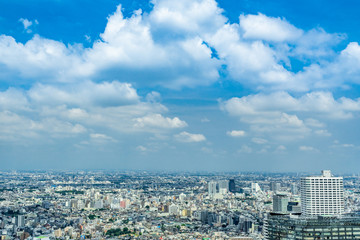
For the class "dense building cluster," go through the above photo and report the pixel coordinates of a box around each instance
[0,171,359,239]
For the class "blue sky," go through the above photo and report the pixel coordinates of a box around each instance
[1,0,360,172]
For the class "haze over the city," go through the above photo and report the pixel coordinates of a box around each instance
[1,0,360,172]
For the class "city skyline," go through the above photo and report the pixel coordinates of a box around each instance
[1,0,360,172]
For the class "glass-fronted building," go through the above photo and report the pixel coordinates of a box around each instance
[264,214,360,240]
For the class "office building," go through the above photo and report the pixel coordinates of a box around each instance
[270,182,281,192]
[219,180,229,194]
[16,215,25,227]
[229,179,236,193]
[251,182,261,193]
[273,193,289,213]
[300,170,344,216]
[265,214,360,240]
[290,183,298,195]
[287,202,301,213]
[265,170,352,240]
[208,181,218,197]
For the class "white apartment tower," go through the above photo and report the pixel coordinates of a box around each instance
[208,181,218,197]
[300,170,344,216]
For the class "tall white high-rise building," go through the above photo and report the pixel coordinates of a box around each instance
[300,170,344,216]
[208,181,218,197]
[251,182,261,193]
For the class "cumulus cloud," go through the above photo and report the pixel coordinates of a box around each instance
[0,111,87,142]
[1,0,360,150]
[2,3,221,88]
[239,13,303,42]
[83,3,222,88]
[201,117,210,122]
[134,114,187,129]
[227,130,246,137]
[222,91,360,120]
[0,80,187,143]
[315,129,331,137]
[146,91,161,103]
[238,145,252,153]
[174,131,206,142]
[19,18,33,30]
[28,81,139,107]
[299,145,317,151]
[252,137,268,144]
[136,145,147,152]
[221,91,360,141]
[0,35,84,82]
[90,133,117,143]
[0,0,352,92]
[275,145,286,152]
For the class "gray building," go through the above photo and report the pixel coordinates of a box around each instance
[273,193,289,213]
[270,182,281,192]
[265,214,360,240]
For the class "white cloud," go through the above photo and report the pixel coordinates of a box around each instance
[227,130,246,137]
[0,1,352,92]
[1,0,360,151]
[0,79,188,143]
[221,91,360,141]
[19,18,33,29]
[238,145,252,153]
[275,145,286,151]
[84,3,222,89]
[342,143,355,148]
[299,145,317,151]
[28,81,139,107]
[201,117,210,122]
[201,147,213,153]
[90,133,117,143]
[136,145,147,151]
[251,137,268,144]
[305,118,325,128]
[208,24,295,88]
[222,91,360,120]
[239,13,303,42]
[134,114,187,129]
[2,3,222,88]
[149,0,226,36]
[0,88,29,110]
[174,131,206,142]
[0,110,87,142]
[84,35,91,42]
[146,91,161,103]
[315,129,331,137]
[0,35,84,82]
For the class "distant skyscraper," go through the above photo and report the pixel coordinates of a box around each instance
[219,180,229,194]
[273,193,289,213]
[251,182,261,193]
[208,181,218,197]
[229,179,236,193]
[290,183,298,195]
[300,170,344,216]
[16,215,25,227]
[270,182,281,192]
[265,170,355,240]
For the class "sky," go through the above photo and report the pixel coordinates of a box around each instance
[1,0,360,172]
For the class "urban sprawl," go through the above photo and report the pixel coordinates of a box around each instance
[0,170,359,239]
